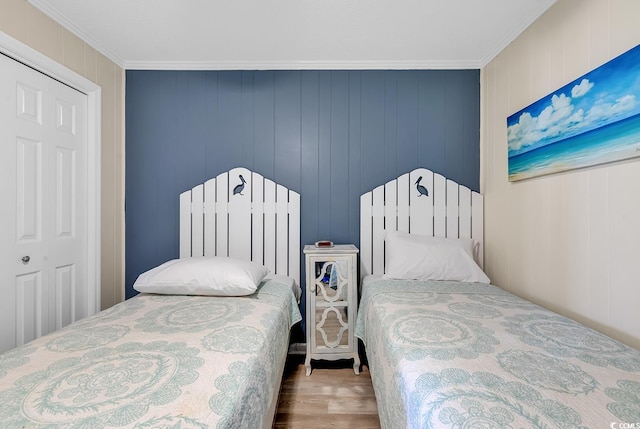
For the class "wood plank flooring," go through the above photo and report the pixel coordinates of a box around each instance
[274,355,381,428]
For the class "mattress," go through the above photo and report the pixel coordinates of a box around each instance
[0,276,302,428]
[355,275,640,428]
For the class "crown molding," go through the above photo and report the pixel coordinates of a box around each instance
[124,59,482,71]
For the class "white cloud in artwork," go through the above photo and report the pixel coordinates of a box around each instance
[571,78,594,98]
[508,78,636,154]
[585,94,636,123]
[507,112,537,151]
[508,93,578,152]
[536,93,574,129]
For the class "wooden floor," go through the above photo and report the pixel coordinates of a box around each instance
[274,355,381,428]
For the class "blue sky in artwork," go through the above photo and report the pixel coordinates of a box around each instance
[507,44,640,157]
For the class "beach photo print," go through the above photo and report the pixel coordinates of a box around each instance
[507,44,640,181]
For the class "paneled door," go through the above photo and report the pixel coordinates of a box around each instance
[0,53,88,353]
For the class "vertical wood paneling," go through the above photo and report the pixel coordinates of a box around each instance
[396,71,419,172]
[384,73,398,180]
[317,72,332,239]
[445,73,465,180]
[178,72,208,190]
[464,72,481,185]
[608,163,640,346]
[241,71,255,169]
[300,71,320,255]
[330,71,349,242]
[218,72,244,168]
[347,72,362,247]
[275,71,301,187]
[253,71,275,177]
[126,71,162,279]
[156,71,179,264]
[126,69,481,300]
[418,72,446,171]
[204,73,219,179]
[173,73,189,186]
[586,169,609,332]
[360,71,386,190]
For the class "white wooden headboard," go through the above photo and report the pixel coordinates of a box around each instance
[360,168,483,280]
[179,167,300,286]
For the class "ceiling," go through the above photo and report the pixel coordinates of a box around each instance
[29,0,557,70]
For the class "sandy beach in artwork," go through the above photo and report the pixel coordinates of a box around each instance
[509,112,640,182]
[509,142,640,182]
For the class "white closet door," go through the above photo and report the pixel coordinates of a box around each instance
[0,53,87,353]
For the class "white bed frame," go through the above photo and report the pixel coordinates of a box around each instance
[179,167,300,428]
[360,168,484,280]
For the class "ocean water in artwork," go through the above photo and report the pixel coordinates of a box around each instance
[509,112,640,181]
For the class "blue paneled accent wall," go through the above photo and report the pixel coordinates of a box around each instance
[125,70,480,306]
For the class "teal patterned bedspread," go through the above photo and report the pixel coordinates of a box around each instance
[0,278,301,429]
[355,277,640,429]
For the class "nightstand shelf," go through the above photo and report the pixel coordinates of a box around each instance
[304,244,360,376]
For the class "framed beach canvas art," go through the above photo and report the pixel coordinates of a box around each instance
[507,44,640,181]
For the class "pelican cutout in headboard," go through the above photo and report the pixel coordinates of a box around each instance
[179,167,300,286]
[360,168,483,280]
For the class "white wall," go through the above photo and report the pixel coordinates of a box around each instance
[0,0,125,310]
[482,0,640,349]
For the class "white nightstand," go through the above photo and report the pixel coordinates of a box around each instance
[303,244,360,376]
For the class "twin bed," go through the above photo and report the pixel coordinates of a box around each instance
[356,168,640,428]
[0,167,639,428]
[0,168,301,428]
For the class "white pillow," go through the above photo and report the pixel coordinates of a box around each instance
[384,231,490,283]
[133,257,270,296]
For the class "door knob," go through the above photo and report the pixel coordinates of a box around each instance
[21,256,30,264]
